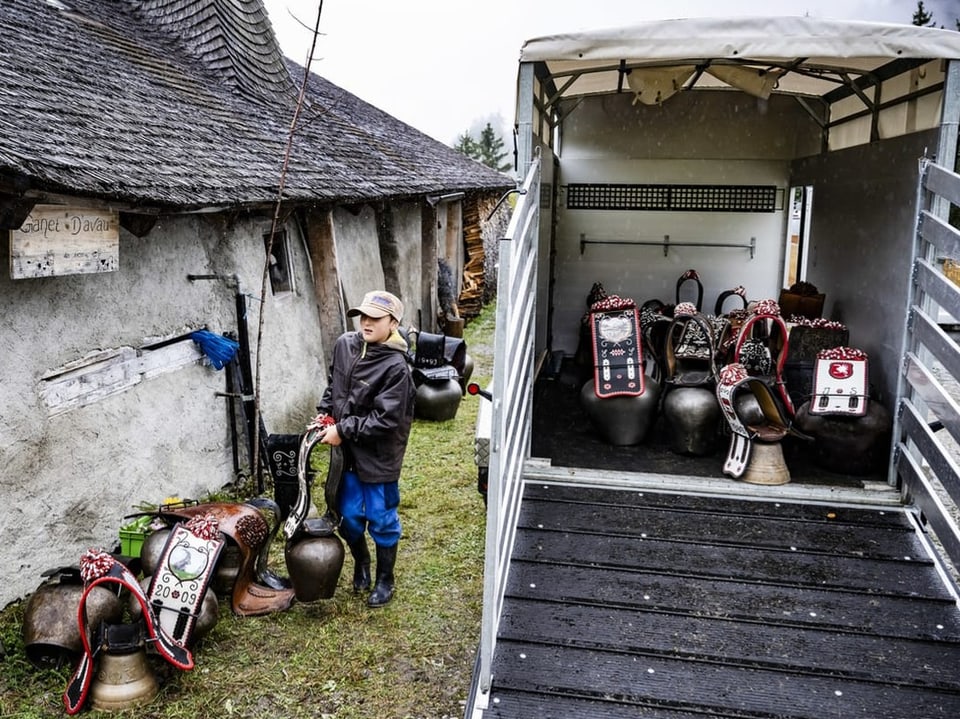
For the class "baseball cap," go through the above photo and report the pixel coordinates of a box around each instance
[347,290,404,321]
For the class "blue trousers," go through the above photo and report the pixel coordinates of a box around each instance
[338,470,401,547]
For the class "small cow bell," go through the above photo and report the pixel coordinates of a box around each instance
[740,441,791,485]
[89,649,158,711]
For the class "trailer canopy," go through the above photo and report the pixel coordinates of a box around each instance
[520,16,960,149]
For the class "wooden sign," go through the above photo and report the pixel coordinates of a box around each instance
[9,204,119,279]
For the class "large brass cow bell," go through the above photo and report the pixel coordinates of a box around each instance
[88,623,158,711]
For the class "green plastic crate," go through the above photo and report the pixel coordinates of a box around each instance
[118,528,146,558]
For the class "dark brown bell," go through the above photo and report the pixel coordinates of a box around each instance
[579,378,661,445]
[139,528,171,576]
[284,535,345,602]
[22,579,122,668]
[212,541,242,597]
[414,379,463,421]
[89,649,159,711]
[734,392,765,427]
[794,400,892,475]
[662,386,721,456]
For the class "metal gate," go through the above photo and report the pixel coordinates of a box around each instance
[893,156,960,574]
[474,155,541,705]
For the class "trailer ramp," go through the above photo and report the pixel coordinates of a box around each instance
[476,481,960,718]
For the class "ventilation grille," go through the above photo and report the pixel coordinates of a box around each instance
[566,183,777,212]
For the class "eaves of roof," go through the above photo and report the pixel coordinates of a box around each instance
[0,0,513,212]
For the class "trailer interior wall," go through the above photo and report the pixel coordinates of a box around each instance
[790,128,937,406]
[545,91,822,356]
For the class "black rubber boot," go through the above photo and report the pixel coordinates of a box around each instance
[347,538,371,593]
[367,543,397,608]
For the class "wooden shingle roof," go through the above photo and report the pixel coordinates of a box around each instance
[0,0,513,211]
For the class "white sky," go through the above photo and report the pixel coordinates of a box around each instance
[262,0,956,146]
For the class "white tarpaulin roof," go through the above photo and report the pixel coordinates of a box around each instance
[520,16,960,103]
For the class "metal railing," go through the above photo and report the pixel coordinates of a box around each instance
[474,156,541,703]
[893,157,960,574]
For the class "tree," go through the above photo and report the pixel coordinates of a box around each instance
[912,1,934,26]
[454,132,479,159]
[478,123,511,172]
[454,123,511,172]
[911,0,959,29]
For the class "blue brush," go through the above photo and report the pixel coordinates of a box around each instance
[190,330,240,370]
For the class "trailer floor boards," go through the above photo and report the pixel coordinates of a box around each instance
[476,484,960,719]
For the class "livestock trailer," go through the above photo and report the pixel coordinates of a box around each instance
[468,16,960,718]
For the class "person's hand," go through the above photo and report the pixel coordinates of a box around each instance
[308,413,335,431]
[319,423,342,446]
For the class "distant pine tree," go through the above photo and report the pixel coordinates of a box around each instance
[478,123,511,172]
[912,1,935,26]
[454,133,479,160]
[453,123,511,172]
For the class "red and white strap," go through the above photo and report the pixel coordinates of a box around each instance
[65,552,193,714]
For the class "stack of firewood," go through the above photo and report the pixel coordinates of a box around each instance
[458,198,486,319]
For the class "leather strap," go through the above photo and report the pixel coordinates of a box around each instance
[664,311,717,386]
[64,558,192,714]
[589,307,645,398]
[147,521,224,648]
[162,502,295,617]
[714,288,748,316]
[675,269,704,311]
[717,362,809,479]
[733,311,794,416]
[283,424,327,540]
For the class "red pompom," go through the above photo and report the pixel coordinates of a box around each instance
[185,512,220,541]
[79,549,115,583]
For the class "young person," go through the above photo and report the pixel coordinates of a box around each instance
[314,290,415,607]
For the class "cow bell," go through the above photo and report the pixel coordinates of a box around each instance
[284,534,345,602]
[662,386,721,456]
[22,572,122,668]
[89,623,158,711]
[139,528,172,576]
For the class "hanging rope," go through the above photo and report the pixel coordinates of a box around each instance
[253,2,325,484]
